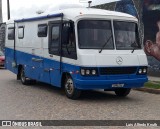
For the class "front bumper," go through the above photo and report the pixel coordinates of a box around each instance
[74,76,148,90]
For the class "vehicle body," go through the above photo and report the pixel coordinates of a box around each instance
[0,51,5,67]
[5,7,148,99]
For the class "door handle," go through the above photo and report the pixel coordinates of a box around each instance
[50,54,53,57]
[32,58,43,62]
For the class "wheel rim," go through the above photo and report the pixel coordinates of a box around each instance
[65,78,74,95]
[21,68,26,83]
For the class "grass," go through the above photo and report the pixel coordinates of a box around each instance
[144,81,160,89]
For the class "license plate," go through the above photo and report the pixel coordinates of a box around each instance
[112,84,124,88]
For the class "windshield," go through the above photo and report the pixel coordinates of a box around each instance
[0,51,4,56]
[114,21,141,50]
[78,20,114,49]
[78,20,141,50]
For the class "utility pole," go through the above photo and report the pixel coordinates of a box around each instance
[0,0,2,23]
[7,0,10,20]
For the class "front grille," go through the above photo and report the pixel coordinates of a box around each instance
[99,67,138,75]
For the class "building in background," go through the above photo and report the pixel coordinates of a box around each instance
[94,0,160,76]
[115,0,139,19]
[0,23,5,52]
[143,0,160,76]
[0,0,5,52]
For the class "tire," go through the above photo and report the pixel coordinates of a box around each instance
[115,88,131,97]
[64,75,81,100]
[20,66,30,85]
[30,80,37,85]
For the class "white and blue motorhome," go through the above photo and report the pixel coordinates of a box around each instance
[5,7,148,99]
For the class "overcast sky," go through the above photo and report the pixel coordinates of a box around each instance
[2,0,119,22]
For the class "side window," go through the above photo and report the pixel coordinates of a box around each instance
[18,27,24,39]
[8,28,15,40]
[62,22,77,59]
[49,25,60,55]
[38,24,48,37]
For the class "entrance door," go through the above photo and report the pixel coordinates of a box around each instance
[48,22,62,87]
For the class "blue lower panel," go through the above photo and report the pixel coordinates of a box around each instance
[5,47,76,87]
[5,47,148,90]
[74,77,148,90]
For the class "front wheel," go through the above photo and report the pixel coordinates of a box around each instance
[115,88,131,97]
[64,75,81,100]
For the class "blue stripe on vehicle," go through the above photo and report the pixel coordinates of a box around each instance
[14,13,63,23]
[5,47,148,90]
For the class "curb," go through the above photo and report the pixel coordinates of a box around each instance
[134,88,160,94]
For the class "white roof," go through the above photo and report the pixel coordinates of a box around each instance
[61,8,137,20]
[6,7,137,24]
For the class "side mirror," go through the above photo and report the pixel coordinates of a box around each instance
[62,26,70,45]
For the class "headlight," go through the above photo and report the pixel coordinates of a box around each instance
[86,70,90,75]
[81,69,85,75]
[143,68,147,73]
[92,70,96,75]
[138,69,142,74]
[80,68,98,76]
[137,66,148,75]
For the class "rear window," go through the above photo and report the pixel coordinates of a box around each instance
[8,28,15,40]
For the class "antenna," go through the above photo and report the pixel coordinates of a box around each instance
[88,1,92,8]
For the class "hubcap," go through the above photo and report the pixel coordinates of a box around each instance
[21,69,25,82]
[65,78,74,95]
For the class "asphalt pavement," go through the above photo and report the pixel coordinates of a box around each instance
[0,69,160,129]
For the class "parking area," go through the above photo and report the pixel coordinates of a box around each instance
[0,69,159,122]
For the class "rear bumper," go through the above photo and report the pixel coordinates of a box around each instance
[74,76,148,90]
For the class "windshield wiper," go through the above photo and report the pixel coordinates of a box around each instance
[131,41,139,53]
[99,34,112,53]
[131,47,136,53]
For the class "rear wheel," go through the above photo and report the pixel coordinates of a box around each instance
[115,88,131,97]
[20,66,29,85]
[64,75,81,100]
[20,66,36,85]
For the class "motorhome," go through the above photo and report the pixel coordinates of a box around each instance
[5,6,148,99]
